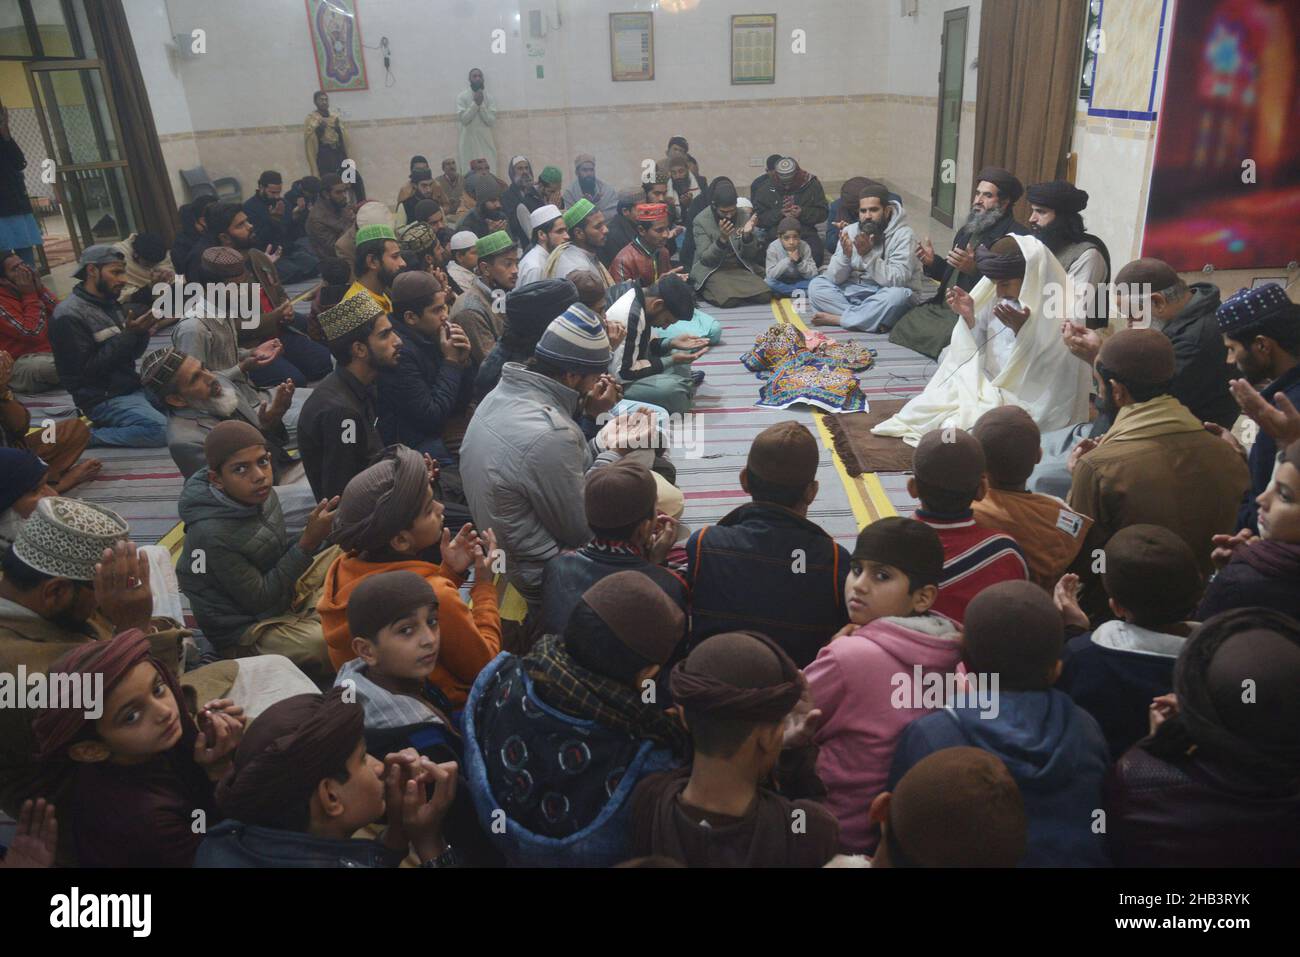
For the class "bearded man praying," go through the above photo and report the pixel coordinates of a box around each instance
[874,235,1091,446]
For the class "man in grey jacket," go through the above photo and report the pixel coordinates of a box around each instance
[459,303,654,609]
[808,184,924,332]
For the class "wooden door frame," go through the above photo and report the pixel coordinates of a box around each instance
[930,6,970,228]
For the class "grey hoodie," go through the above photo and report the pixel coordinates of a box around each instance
[824,200,925,299]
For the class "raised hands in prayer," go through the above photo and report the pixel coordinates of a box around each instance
[1230,379,1300,446]
[94,541,154,633]
[0,799,57,869]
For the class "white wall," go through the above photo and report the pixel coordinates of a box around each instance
[125,0,195,135]
[157,0,887,129]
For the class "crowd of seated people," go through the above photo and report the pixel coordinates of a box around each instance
[0,119,1298,872]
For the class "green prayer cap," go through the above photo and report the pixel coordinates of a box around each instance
[539,165,562,186]
[475,230,516,258]
[355,224,397,246]
[562,199,595,229]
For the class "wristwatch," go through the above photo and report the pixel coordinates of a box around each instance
[418,845,460,869]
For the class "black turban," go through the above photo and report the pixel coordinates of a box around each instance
[1026,180,1089,214]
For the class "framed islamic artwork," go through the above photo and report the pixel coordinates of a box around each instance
[610,12,654,82]
[731,14,776,85]
[1141,0,1300,269]
[305,0,369,92]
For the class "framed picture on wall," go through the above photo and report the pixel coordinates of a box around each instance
[305,0,369,92]
[731,14,776,85]
[610,12,654,82]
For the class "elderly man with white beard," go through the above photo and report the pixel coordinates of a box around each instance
[873,234,1092,446]
[140,348,317,536]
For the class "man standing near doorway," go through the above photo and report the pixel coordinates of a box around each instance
[457,69,498,178]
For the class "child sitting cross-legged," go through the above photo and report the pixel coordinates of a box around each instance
[804,517,962,854]
[628,630,840,867]
[195,687,461,868]
[32,629,246,867]
[318,445,501,709]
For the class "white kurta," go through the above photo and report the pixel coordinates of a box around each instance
[456,89,498,176]
[873,234,1092,445]
[515,244,548,288]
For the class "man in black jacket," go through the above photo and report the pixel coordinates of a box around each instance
[49,245,167,447]
[298,294,401,499]
[242,170,318,283]
[378,271,473,463]
[888,167,1029,359]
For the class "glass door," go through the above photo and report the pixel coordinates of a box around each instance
[930,8,969,227]
[24,58,138,258]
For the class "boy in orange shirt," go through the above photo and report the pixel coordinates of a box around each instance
[318,445,500,707]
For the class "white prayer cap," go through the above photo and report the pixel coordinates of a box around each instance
[449,230,478,252]
[737,197,753,210]
[529,204,562,231]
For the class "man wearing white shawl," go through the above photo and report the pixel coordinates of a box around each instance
[873,234,1090,445]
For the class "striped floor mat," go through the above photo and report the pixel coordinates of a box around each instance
[17,302,937,599]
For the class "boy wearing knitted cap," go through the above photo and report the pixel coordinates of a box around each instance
[971,405,1091,591]
[1055,524,1201,759]
[178,420,339,678]
[890,580,1110,867]
[804,517,962,853]
[908,426,1028,622]
[687,421,851,667]
[629,630,840,867]
[318,445,500,708]
[33,628,246,867]
[463,571,689,867]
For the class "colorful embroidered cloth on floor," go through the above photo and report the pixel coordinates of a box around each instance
[740,323,872,413]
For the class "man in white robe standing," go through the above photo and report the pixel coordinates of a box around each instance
[873,233,1091,445]
[457,68,498,178]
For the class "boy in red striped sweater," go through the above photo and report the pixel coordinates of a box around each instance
[907,427,1028,623]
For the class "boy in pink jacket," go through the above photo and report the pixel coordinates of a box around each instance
[804,516,962,853]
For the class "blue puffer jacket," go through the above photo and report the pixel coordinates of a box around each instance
[463,652,680,867]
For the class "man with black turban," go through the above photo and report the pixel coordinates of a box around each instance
[1026,179,1110,327]
[889,166,1029,359]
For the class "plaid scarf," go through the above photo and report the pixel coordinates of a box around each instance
[523,634,689,755]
